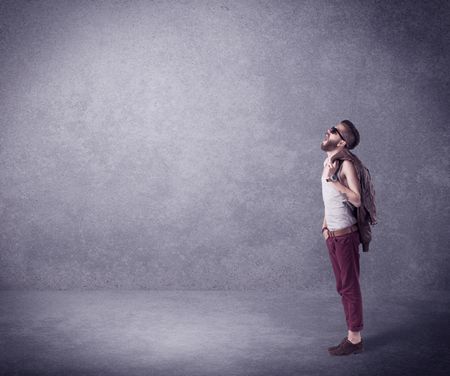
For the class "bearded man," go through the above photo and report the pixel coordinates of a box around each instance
[320,120,366,356]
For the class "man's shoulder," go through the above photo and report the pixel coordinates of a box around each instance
[340,159,357,176]
[341,159,355,168]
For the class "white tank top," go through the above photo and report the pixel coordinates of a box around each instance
[321,171,357,231]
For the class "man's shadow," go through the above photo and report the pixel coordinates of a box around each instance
[360,308,450,376]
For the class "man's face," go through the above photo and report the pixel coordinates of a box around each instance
[320,124,346,152]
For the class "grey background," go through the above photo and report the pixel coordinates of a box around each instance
[1,0,449,292]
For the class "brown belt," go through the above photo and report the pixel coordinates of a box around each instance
[327,224,359,238]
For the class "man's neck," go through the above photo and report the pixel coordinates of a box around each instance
[326,146,349,160]
[326,149,340,159]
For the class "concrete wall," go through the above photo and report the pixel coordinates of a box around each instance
[1,0,449,291]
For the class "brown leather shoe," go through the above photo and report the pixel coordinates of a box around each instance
[327,337,348,352]
[328,338,364,356]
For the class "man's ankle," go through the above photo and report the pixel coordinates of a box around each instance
[347,331,362,344]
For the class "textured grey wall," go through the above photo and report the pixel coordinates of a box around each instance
[1,0,449,291]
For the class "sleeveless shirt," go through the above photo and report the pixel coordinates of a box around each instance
[321,162,357,231]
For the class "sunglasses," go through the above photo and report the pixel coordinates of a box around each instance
[330,126,346,142]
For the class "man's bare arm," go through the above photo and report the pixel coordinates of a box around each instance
[330,161,361,207]
[322,215,328,239]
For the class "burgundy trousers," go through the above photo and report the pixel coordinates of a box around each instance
[326,230,363,332]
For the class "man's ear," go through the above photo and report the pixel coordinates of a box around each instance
[338,140,347,148]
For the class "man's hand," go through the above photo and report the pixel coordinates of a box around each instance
[322,228,329,240]
[324,159,339,179]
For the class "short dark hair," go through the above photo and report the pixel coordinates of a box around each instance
[340,120,360,149]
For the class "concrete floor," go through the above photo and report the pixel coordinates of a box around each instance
[0,290,449,376]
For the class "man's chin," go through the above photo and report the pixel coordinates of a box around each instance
[321,139,338,152]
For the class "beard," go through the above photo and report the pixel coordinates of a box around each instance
[320,137,339,152]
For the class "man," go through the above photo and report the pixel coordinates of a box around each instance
[320,120,365,356]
